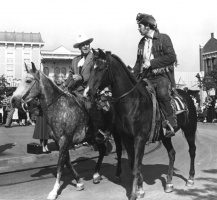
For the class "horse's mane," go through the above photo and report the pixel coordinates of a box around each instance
[111,54,137,85]
[39,70,65,95]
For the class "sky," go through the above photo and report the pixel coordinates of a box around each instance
[1,0,217,72]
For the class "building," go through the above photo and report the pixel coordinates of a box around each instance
[0,31,80,87]
[0,31,44,86]
[201,33,217,74]
[41,46,80,84]
[199,33,217,102]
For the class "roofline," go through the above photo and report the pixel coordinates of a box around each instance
[202,50,217,55]
[0,41,45,45]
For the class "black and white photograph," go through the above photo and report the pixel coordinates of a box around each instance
[0,0,217,199]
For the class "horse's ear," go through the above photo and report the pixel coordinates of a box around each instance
[25,63,30,72]
[31,62,37,73]
[92,48,98,56]
[98,48,107,60]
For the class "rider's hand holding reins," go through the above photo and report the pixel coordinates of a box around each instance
[142,60,151,69]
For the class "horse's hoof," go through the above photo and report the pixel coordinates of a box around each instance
[76,182,84,191]
[137,189,145,198]
[114,176,121,183]
[47,193,57,200]
[93,173,101,184]
[129,193,137,200]
[186,179,194,187]
[165,183,174,193]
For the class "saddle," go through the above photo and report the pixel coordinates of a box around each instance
[140,79,188,144]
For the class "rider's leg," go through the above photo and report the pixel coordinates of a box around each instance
[88,103,110,143]
[150,76,177,137]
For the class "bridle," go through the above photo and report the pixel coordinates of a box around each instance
[95,55,146,102]
[21,71,65,113]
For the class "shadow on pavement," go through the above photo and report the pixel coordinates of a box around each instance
[174,168,217,200]
[0,143,15,153]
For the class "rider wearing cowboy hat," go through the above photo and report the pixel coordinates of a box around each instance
[64,34,110,143]
[133,13,178,138]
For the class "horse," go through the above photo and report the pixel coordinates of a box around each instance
[11,62,122,200]
[85,49,197,200]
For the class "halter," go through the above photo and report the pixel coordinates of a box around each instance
[97,55,146,102]
[21,71,65,113]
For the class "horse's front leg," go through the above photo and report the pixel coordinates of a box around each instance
[130,137,146,200]
[65,151,84,190]
[93,143,107,184]
[47,136,70,200]
[162,138,176,193]
[112,129,122,183]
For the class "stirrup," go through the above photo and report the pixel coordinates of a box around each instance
[162,120,175,138]
[95,129,111,144]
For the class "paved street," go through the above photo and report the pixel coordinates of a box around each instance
[0,123,217,200]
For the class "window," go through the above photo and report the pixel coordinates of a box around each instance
[55,67,60,75]
[6,50,14,79]
[43,67,49,76]
[61,68,66,77]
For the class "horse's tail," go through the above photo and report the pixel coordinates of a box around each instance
[177,89,197,140]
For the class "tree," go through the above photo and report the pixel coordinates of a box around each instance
[196,69,217,92]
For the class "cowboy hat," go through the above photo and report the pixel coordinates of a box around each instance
[73,34,93,48]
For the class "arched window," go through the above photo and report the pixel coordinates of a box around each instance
[61,67,66,77]
[43,67,49,76]
[55,67,60,75]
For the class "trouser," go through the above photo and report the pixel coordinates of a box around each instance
[5,108,15,126]
[88,103,106,133]
[3,106,7,124]
[149,76,177,127]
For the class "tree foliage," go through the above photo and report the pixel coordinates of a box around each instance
[196,69,217,91]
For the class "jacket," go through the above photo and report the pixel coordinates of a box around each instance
[66,52,94,93]
[133,31,177,87]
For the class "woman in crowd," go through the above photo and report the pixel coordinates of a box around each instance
[33,101,50,154]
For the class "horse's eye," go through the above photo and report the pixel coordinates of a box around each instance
[26,80,32,83]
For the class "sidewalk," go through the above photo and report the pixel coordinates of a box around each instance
[0,123,160,174]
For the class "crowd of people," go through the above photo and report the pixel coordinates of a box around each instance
[192,95,217,123]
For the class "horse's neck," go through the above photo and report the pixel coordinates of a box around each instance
[40,74,61,106]
[111,65,137,98]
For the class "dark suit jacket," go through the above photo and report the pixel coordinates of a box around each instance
[133,31,177,87]
[66,52,94,93]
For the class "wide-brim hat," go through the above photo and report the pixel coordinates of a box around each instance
[73,34,93,48]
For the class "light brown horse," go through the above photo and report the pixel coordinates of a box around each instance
[11,62,122,200]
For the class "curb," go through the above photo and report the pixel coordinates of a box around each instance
[0,145,95,174]
[0,140,161,174]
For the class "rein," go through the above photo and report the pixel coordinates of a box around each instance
[21,71,65,113]
[101,56,148,102]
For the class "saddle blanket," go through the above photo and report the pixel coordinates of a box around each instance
[174,95,186,114]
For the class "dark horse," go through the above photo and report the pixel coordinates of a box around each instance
[11,62,122,200]
[85,49,197,200]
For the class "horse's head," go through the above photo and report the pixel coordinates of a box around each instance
[11,62,40,109]
[85,48,112,99]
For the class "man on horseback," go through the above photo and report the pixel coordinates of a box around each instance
[63,34,110,143]
[133,13,177,138]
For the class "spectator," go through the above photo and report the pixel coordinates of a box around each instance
[207,96,216,123]
[5,92,15,128]
[33,104,50,154]
[18,107,27,126]
[1,93,8,124]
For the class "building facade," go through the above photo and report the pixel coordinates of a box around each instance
[0,31,80,87]
[41,46,80,84]
[0,31,44,87]
[199,33,217,102]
